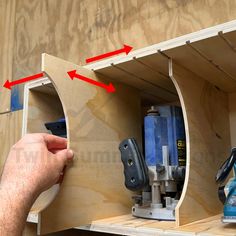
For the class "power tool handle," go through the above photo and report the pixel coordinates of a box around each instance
[216,148,236,184]
[119,138,149,191]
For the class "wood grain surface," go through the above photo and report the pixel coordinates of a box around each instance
[39,53,142,234]
[1,1,236,235]
[0,0,16,113]
[11,0,236,84]
[1,0,236,108]
[170,62,231,226]
[14,0,236,61]
[0,110,23,172]
[91,214,236,236]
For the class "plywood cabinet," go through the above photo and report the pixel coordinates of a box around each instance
[22,20,236,235]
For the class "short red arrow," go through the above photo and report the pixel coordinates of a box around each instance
[86,44,133,63]
[3,72,44,90]
[67,70,115,93]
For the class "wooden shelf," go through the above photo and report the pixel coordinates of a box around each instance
[22,20,236,234]
[86,20,236,93]
[90,214,236,236]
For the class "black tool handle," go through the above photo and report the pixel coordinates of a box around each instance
[119,138,149,191]
[216,147,236,184]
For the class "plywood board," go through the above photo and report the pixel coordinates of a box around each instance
[113,56,176,93]
[90,214,175,236]
[95,51,178,104]
[165,43,236,92]
[12,0,236,90]
[97,62,178,103]
[91,214,236,236]
[0,110,23,173]
[170,62,231,226]
[190,31,236,80]
[0,113,11,172]
[0,0,16,112]
[39,54,142,234]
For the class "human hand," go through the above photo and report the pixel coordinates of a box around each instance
[0,133,74,201]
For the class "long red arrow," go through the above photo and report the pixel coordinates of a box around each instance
[67,70,115,93]
[86,44,133,63]
[3,72,44,90]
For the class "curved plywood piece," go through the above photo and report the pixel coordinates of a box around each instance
[169,61,231,226]
[38,54,142,234]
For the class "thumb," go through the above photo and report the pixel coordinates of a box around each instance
[55,149,74,168]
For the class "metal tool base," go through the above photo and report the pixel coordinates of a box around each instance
[132,205,175,221]
[222,216,236,223]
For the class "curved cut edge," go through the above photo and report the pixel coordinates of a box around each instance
[168,59,190,226]
[24,77,68,216]
[38,53,141,234]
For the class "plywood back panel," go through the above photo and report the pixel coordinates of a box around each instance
[170,62,231,226]
[0,0,16,112]
[189,32,236,80]
[27,90,64,134]
[0,111,23,173]
[39,54,142,234]
[12,0,236,97]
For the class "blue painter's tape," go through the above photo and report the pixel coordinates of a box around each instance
[11,85,23,111]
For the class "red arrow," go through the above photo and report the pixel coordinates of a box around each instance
[86,44,133,63]
[3,72,44,90]
[67,70,115,93]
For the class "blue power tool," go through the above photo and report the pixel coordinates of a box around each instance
[119,105,186,220]
[45,118,67,138]
[216,148,236,223]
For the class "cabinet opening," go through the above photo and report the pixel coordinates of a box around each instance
[25,80,66,137]
[98,59,187,222]
[23,78,67,218]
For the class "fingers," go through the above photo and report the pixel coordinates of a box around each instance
[50,149,64,154]
[57,166,66,184]
[55,149,74,170]
[42,133,67,150]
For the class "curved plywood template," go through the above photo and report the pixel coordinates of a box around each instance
[38,53,142,234]
[169,61,231,226]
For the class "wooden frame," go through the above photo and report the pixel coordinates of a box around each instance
[22,19,236,235]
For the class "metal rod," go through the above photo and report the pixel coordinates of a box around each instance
[152,183,162,204]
